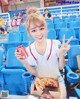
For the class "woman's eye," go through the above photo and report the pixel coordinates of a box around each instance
[40,28,44,30]
[32,30,36,32]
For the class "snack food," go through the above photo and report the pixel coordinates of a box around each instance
[16,45,28,59]
[41,78,58,88]
[34,78,45,91]
[34,78,58,91]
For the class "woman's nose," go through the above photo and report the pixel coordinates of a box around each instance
[37,30,41,36]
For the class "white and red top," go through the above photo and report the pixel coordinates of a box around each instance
[26,39,65,86]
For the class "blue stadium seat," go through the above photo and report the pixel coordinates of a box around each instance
[54,22,67,39]
[54,22,67,30]
[62,16,68,21]
[76,17,80,22]
[21,31,34,47]
[45,19,54,29]
[65,45,80,99]
[19,24,26,33]
[59,28,79,45]
[70,15,77,21]
[53,17,60,23]
[0,47,33,95]
[0,50,3,69]
[75,88,80,99]
[8,31,21,43]
[6,47,26,69]
[1,68,26,95]
[47,29,56,39]
[64,18,73,28]
[53,18,63,24]
[78,29,80,43]
[68,45,80,70]
[70,21,80,38]
[2,32,22,53]
[19,24,34,45]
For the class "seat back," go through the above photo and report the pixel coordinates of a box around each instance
[68,45,80,70]
[2,69,26,95]
[59,28,76,39]
[19,24,26,33]
[54,22,67,30]
[6,47,25,69]
[47,29,56,39]
[45,19,54,29]
[8,32,21,43]
[0,50,3,66]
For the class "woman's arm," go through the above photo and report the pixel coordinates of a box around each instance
[59,85,67,99]
[59,55,65,70]
[21,60,37,76]
[58,76,67,99]
[15,48,37,76]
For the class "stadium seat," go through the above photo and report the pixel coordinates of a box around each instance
[1,68,26,95]
[65,45,80,99]
[54,22,67,38]
[0,47,33,95]
[64,18,73,28]
[19,24,26,33]
[70,21,80,38]
[47,29,56,39]
[75,88,80,99]
[45,19,54,29]
[68,45,80,70]
[2,32,22,53]
[6,47,26,69]
[0,50,3,69]
[59,28,79,45]
[8,32,21,43]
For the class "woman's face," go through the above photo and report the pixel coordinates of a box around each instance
[45,9,48,14]
[29,22,48,42]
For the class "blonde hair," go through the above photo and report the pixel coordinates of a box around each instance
[26,7,47,33]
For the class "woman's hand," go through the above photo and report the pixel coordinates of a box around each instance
[15,47,28,62]
[59,35,73,57]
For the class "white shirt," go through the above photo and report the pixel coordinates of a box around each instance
[26,39,65,86]
[26,39,61,79]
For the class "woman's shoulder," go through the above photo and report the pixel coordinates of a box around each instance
[47,39,61,44]
[52,40,61,48]
[53,40,61,44]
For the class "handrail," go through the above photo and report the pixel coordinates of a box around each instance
[38,3,80,17]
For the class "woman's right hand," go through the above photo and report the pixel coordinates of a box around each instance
[15,47,28,62]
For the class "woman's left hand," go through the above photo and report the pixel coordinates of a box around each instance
[59,35,73,57]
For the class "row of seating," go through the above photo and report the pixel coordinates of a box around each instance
[0,47,33,95]
[53,16,80,23]
[46,18,80,29]
[0,45,80,98]
[46,19,80,39]
[1,25,80,54]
